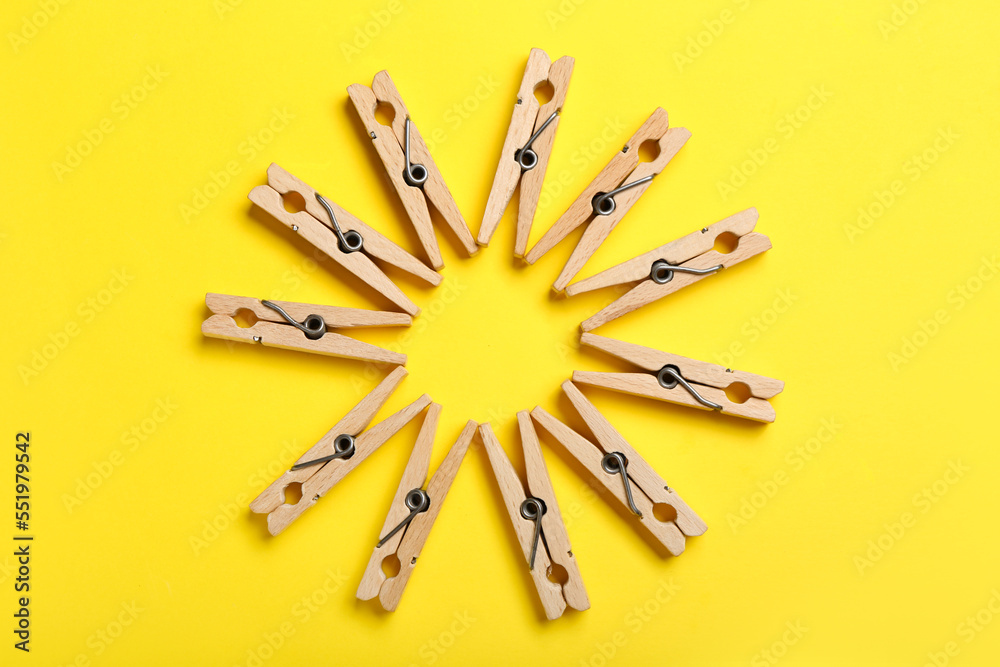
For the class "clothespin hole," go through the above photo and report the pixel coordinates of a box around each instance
[281,190,307,214]
[281,482,304,506]
[381,554,401,578]
[374,102,396,126]
[232,308,259,329]
[713,231,740,255]
[637,140,661,163]
[724,382,752,404]
[652,503,678,523]
[546,563,569,585]
[533,80,554,105]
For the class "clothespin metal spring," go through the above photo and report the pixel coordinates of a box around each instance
[656,365,723,411]
[519,497,547,570]
[260,300,326,341]
[377,488,430,547]
[315,193,365,253]
[515,111,559,171]
[600,452,642,516]
[290,433,357,471]
[591,175,654,216]
[649,260,722,285]
[402,118,428,187]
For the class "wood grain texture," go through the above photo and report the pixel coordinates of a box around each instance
[265,163,442,286]
[205,293,411,328]
[377,420,476,611]
[249,366,409,519]
[518,412,589,615]
[578,232,771,330]
[202,293,408,364]
[370,71,478,259]
[480,419,588,619]
[559,381,706,537]
[248,365,422,534]
[479,49,553,247]
[357,403,441,601]
[349,72,477,268]
[202,317,406,365]
[548,127,690,292]
[567,208,761,295]
[524,108,670,266]
[347,79,442,269]
[530,405,686,555]
[576,333,784,422]
[515,54,574,257]
[249,178,424,317]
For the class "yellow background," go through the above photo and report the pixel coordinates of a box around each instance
[2,0,999,664]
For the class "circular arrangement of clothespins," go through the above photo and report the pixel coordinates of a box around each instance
[201,48,783,620]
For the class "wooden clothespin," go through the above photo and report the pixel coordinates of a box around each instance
[575,333,784,423]
[249,367,431,535]
[531,381,706,556]
[249,163,441,317]
[524,109,691,292]
[567,208,771,330]
[201,293,409,365]
[479,415,589,620]
[357,412,475,611]
[348,71,478,269]
[478,48,574,256]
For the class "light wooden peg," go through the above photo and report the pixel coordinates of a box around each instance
[564,208,771,330]
[525,109,690,292]
[202,293,409,365]
[348,71,478,269]
[478,48,574,256]
[249,367,431,535]
[531,381,706,556]
[575,333,784,423]
[479,416,589,619]
[249,163,440,317]
[361,420,476,611]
